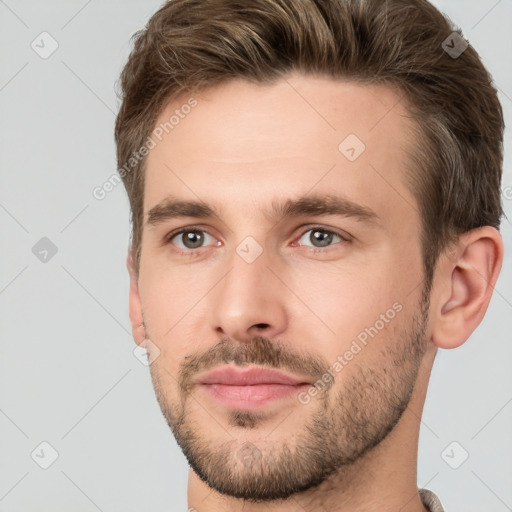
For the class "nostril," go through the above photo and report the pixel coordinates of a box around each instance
[254,323,269,329]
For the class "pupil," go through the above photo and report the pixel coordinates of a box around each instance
[311,230,332,247]
[183,231,204,248]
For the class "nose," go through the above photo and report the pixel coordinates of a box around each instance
[210,244,288,343]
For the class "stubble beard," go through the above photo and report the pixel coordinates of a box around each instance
[147,295,429,502]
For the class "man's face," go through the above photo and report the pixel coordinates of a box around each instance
[131,74,432,500]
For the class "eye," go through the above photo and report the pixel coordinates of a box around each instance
[167,228,219,250]
[295,227,347,249]
[165,226,348,253]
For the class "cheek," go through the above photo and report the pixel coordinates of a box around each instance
[139,266,202,320]
[138,266,213,352]
[287,258,418,377]
[288,259,402,339]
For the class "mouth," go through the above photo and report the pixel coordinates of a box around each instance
[196,365,312,409]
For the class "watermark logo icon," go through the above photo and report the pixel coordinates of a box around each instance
[338,134,366,162]
[31,441,59,469]
[441,32,469,59]
[441,441,469,469]
[237,442,262,468]
[133,338,161,366]
[31,32,59,59]
[32,237,58,263]
[236,236,263,264]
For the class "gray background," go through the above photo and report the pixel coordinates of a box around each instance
[0,0,511,511]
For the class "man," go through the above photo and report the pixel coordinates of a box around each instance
[115,0,505,510]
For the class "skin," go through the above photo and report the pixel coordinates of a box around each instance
[127,73,503,511]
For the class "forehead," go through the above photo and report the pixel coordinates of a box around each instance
[143,74,420,227]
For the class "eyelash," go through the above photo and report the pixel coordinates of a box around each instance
[164,225,350,255]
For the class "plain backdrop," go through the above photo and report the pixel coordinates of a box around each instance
[0,1,511,511]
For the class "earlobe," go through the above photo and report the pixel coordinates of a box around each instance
[431,227,503,350]
[127,249,147,345]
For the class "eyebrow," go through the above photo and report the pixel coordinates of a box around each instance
[146,193,380,227]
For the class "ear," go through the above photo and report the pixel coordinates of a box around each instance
[127,248,147,345]
[430,226,504,349]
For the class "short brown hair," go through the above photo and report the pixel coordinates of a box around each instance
[115,0,504,289]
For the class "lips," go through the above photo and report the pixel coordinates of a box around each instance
[196,366,312,409]
[197,365,311,386]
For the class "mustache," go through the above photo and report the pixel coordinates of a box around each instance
[178,336,331,394]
